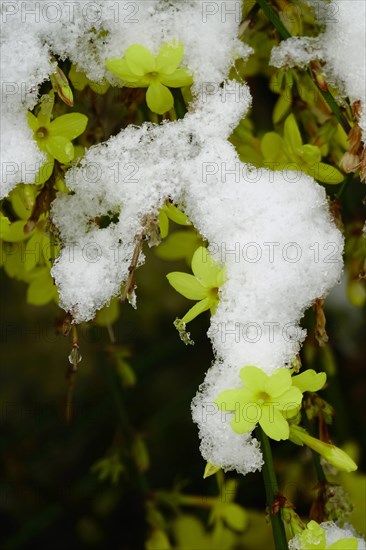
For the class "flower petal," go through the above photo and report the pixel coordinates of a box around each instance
[215,388,253,412]
[328,539,358,550]
[191,246,223,288]
[274,386,303,413]
[156,41,183,73]
[49,113,88,140]
[160,68,193,88]
[46,136,74,164]
[292,370,326,393]
[125,44,155,75]
[240,366,267,393]
[146,81,173,114]
[27,111,38,131]
[232,416,257,435]
[260,407,290,440]
[181,297,211,324]
[166,272,207,300]
[265,368,292,397]
[105,58,141,82]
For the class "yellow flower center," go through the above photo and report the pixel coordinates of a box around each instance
[257,391,270,404]
[209,287,218,300]
[36,127,48,140]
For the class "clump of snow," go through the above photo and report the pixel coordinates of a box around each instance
[270,0,366,140]
[52,81,343,475]
[270,36,321,69]
[289,521,366,550]
[2,0,345,476]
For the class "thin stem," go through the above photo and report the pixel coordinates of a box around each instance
[255,426,288,550]
[256,0,291,39]
[172,88,187,119]
[302,412,327,482]
[256,0,352,134]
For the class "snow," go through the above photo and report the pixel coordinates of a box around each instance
[2,0,345,475]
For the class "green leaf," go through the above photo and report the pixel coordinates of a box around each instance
[301,144,321,165]
[284,114,303,153]
[221,503,248,532]
[261,132,285,162]
[89,80,110,95]
[273,93,291,124]
[0,213,10,239]
[24,232,49,271]
[145,530,171,550]
[158,210,169,238]
[9,185,36,219]
[49,113,88,140]
[237,144,263,167]
[165,203,190,225]
[156,231,201,263]
[166,272,207,300]
[69,63,89,91]
[313,163,344,184]
[27,268,58,305]
[94,297,120,326]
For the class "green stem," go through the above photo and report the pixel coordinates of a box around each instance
[256,0,351,134]
[336,173,353,199]
[255,426,288,550]
[302,413,327,483]
[172,88,187,119]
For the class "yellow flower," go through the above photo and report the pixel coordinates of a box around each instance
[294,520,358,549]
[216,367,326,441]
[106,42,192,114]
[167,246,225,324]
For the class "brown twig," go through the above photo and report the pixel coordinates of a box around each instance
[120,214,159,304]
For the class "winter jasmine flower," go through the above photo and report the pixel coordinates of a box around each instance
[216,367,326,441]
[106,42,193,114]
[289,520,358,550]
[167,246,225,324]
